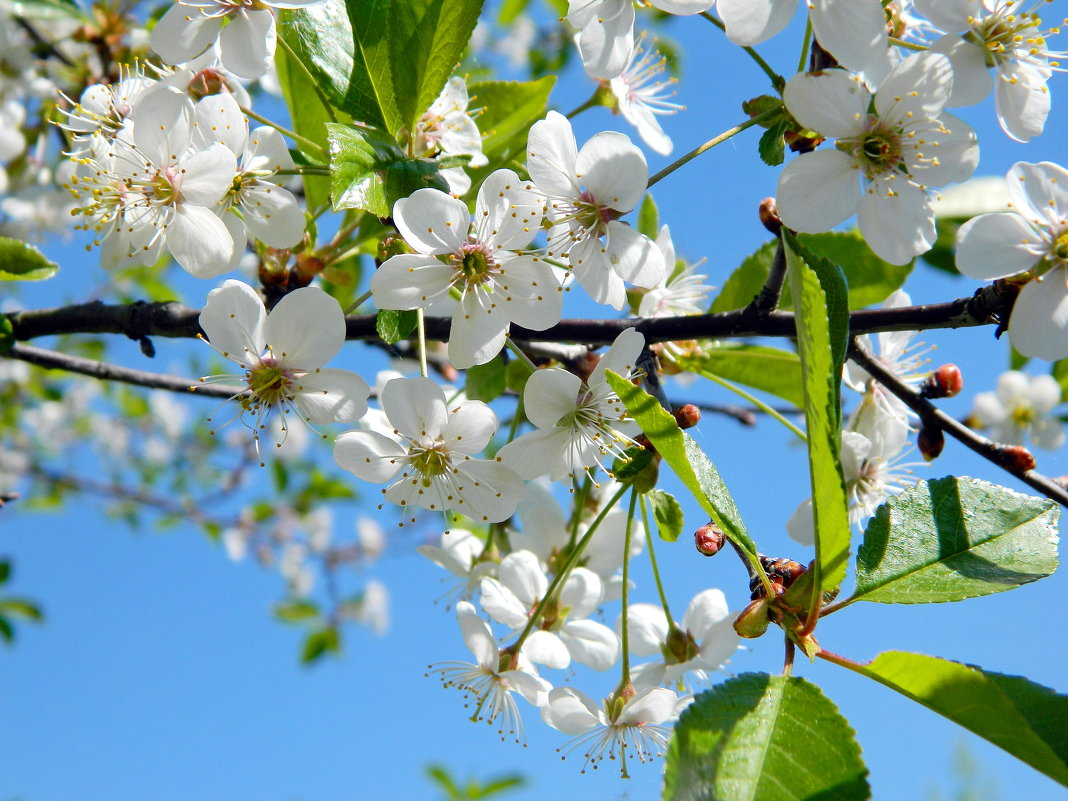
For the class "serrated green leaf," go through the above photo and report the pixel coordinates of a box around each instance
[301,626,341,664]
[638,194,660,239]
[607,372,758,558]
[758,122,787,167]
[851,477,1058,605]
[375,309,419,344]
[784,232,850,601]
[680,344,803,408]
[274,599,321,623]
[466,355,507,401]
[468,76,555,159]
[0,237,59,281]
[838,651,1068,787]
[646,489,683,542]
[0,316,13,356]
[664,673,870,801]
[327,123,448,216]
[798,231,914,309]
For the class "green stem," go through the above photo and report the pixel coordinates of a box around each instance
[647,108,779,189]
[888,36,927,52]
[568,476,592,549]
[344,290,373,315]
[640,494,674,624]
[512,483,629,654]
[416,308,428,378]
[240,105,327,158]
[275,166,330,176]
[797,18,812,74]
[695,368,807,441]
[701,12,782,88]
[504,337,538,372]
[619,488,639,679]
[565,90,603,119]
[277,37,339,124]
[505,396,524,444]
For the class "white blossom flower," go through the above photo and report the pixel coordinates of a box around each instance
[568,0,636,79]
[624,589,739,690]
[915,0,1064,141]
[527,111,664,309]
[371,170,560,368]
[540,685,684,777]
[60,63,162,145]
[430,601,551,743]
[333,376,524,524]
[607,34,682,156]
[777,52,979,265]
[150,0,326,80]
[409,77,488,196]
[480,550,620,671]
[344,579,390,634]
[198,280,370,452]
[416,527,498,602]
[638,225,711,318]
[970,370,1064,449]
[497,328,645,481]
[956,161,1068,360]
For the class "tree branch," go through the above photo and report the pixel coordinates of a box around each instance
[6,282,1016,346]
[848,338,1068,508]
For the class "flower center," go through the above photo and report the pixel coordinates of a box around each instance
[1054,231,1068,262]
[1012,405,1035,427]
[246,356,292,407]
[841,117,903,179]
[574,190,624,231]
[968,10,1047,67]
[453,242,496,289]
[147,165,182,205]
[410,442,451,479]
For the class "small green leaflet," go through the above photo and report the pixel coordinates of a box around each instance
[680,344,804,409]
[663,674,870,801]
[838,651,1068,787]
[0,237,59,281]
[851,476,1059,605]
[465,356,507,402]
[301,626,341,665]
[467,76,555,159]
[376,309,419,344]
[758,121,788,167]
[646,489,683,542]
[637,193,659,239]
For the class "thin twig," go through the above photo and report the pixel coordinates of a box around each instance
[848,338,1068,508]
[747,238,788,314]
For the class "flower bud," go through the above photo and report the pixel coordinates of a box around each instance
[921,364,963,399]
[917,424,945,462]
[188,68,227,100]
[694,522,725,556]
[758,198,782,234]
[673,404,701,430]
[998,444,1036,472]
[734,598,771,639]
[377,234,414,265]
[295,253,325,283]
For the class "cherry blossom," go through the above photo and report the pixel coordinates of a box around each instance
[526,111,664,310]
[777,52,979,264]
[408,77,488,196]
[416,528,498,602]
[198,280,370,451]
[607,34,682,156]
[970,370,1065,450]
[333,376,524,524]
[638,225,712,318]
[371,171,560,368]
[956,161,1068,360]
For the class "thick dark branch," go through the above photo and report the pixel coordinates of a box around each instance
[6,283,1015,346]
[8,342,248,400]
[848,338,1068,508]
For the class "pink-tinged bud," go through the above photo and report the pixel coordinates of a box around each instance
[694,523,725,556]
[917,425,945,462]
[295,253,324,283]
[734,598,771,639]
[998,445,1036,472]
[188,68,226,100]
[921,364,963,399]
[673,404,701,430]
[759,198,782,234]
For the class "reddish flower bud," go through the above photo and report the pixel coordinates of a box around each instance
[759,198,782,234]
[998,444,1036,472]
[673,404,701,430]
[694,523,725,556]
[188,68,226,100]
[921,364,963,399]
[917,425,945,462]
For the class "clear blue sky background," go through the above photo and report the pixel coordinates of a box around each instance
[3,4,1068,800]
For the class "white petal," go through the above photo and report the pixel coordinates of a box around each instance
[810,0,888,76]
[448,294,508,369]
[475,169,543,250]
[787,497,815,546]
[494,257,563,331]
[576,131,647,213]
[995,67,1050,143]
[240,184,306,249]
[913,112,978,187]
[200,279,266,362]
[479,577,531,628]
[560,568,603,618]
[524,630,571,669]
[931,35,993,107]
[650,0,713,14]
[624,603,669,656]
[913,0,970,31]
[576,1,635,79]
[444,400,498,454]
[696,617,741,673]
[192,91,247,155]
[1009,273,1068,361]
[264,285,345,368]
[151,4,220,67]
[523,368,583,429]
[526,111,580,199]
[381,376,448,439]
[456,600,498,668]
[292,368,370,424]
[169,204,235,278]
[558,619,619,670]
[394,188,470,255]
[776,150,859,233]
[618,686,679,725]
[681,588,729,639]
[569,235,628,309]
[218,9,275,80]
[605,222,665,288]
[179,144,237,206]
[783,70,869,139]
[333,430,406,483]
[876,52,953,122]
[1008,161,1068,227]
[956,213,1043,280]
[720,0,796,44]
[371,254,455,309]
[496,427,572,482]
[453,459,525,523]
[857,182,934,265]
[541,686,602,735]
[590,327,644,387]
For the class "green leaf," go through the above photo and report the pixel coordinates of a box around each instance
[273,42,337,212]
[647,489,684,542]
[1052,358,1068,401]
[375,309,419,344]
[301,626,341,664]
[710,240,776,313]
[466,355,507,402]
[920,217,965,275]
[497,0,529,23]
[784,232,850,600]
[11,0,81,19]
[838,651,1068,788]
[0,599,42,621]
[274,599,321,623]
[757,121,788,167]
[612,446,654,482]
[664,673,870,801]
[505,358,533,393]
[798,231,914,309]
[852,476,1059,604]
[0,316,13,356]
[0,616,12,644]
[786,233,849,398]
[638,193,660,239]
[606,372,757,557]
[327,123,448,216]
[468,77,555,159]
[682,344,803,408]
[0,237,59,281]
[0,560,9,584]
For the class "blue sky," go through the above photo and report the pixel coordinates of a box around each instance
[3,4,1068,800]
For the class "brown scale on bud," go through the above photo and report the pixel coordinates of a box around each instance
[750,556,806,600]
[784,129,825,154]
[188,68,227,100]
[998,444,1036,472]
[921,364,963,399]
[673,404,701,430]
[295,253,325,283]
[694,522,725,556]
[759,198,782,235]
[917,425,945,462]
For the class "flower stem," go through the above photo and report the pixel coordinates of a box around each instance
[647,108,779,189]
[275,166,330,176]
[701,12,782,88]
[240,105,327,158]
[511,483,629,654]
[565,89,603,119]
[504,337,538,372]
[797,18,812,74]
[344,290,373,315]
[694,368,807,441]
[619,488,639,679]
[640,494,674,623]
[277,37,338,124]
[783,636,795,676]
[888,36,927,52]
[417,308,428,378]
